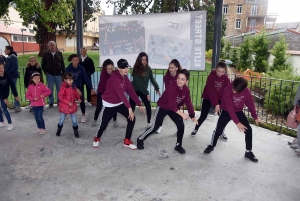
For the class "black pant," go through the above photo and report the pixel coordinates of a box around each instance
[79,86,85,114]
[94,93,117,121]
[211,110,252,150]
[82,75,92,102]
[138,106,185,145]
[195,99,220,130]
[129,91,151,123]
[96,104,135,139]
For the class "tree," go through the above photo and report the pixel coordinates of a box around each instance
[270,35,289,71]
[251,30,270,73]
[224,39,231,59]
[220,37,225,59]
[239,36,252,71]
[0,0,13,23]
[230,48,239,66]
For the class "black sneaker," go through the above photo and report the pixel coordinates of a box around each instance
[204,145,214,154]
[137,138,144,150]
[49,104,54,108]
[174,144,186,154]
[219,133,228,142]
[244,151,258,162]
[191,129,198,136]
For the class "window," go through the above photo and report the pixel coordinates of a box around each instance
[236,19,241,29]
[237,5,242,14]
[28,36,36,42]
[249,19,257,31]
[12,35,35,42]
[223,5,228,15]
[29,29,34,34]
[251,5,257,16]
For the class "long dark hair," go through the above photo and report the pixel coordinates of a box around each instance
[28,72,42,86]
[132,52,149,77]
[169,59,182,71]
[102,59,114,69]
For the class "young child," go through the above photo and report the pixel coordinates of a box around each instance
[0,63,19,131]
[130,52,161,127]
[92,59,117,127]
[66,54,96,123]
[191,61,230,141]
[56,72,81,138]
[137,69,198,154]
[93,59,145,149]
[203,77,263,162]
[25,72,51,134]
[24,56,43,112]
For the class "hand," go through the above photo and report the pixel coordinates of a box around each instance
[181,113,190,120]
[69,102,73,106]
[255,119,264,126]
[237,122,247,132]
[147,95,150,101]
[214,105,221,115]
[4,99,8,105]
[34,97,39,101]
[128,108,134,121]
[78,99,82,103]
[192,117,198,125]
[77,89,82,96]
[91,89,96,95]
[40,95,44,98]
[156,90,161,96]
[139,106,145,114]
[180,106,184,110]
[15,97,20,102]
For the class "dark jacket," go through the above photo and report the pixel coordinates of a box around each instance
[79,56,95,77]
[97,67,111,94]
[24,65,43,88]
[41,50,65,76]
[0,55,6,64]
[5,51,19,78]
[0,73,18,99]
[65,63,93,89]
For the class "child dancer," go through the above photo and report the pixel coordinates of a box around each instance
[0,63,19,131]
[191,61,230,141]
[163,59,182,88]
[56,72,81,138]
[25,72,51,134]
[66,54,96,123]
[137,69,198,154]
[93,59,145,149]
[92,59,117,127]
[24,56,43,112]
[203,77,263,162]
[130,52,161,127]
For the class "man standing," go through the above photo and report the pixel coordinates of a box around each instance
[4,46,21,112]
[79,47,95,106]
[42,41,65,108]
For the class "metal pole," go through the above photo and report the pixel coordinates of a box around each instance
[76,0,83,56]
[211,0,223,70]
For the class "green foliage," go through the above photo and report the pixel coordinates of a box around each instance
[270,35,289,71]
[230,48,239,66]
[0,0,12,22]
[224,40,231,59]
[206,49,213,60]
[251,30,270,72]
[220,37,225,59]
[239,36,252,72]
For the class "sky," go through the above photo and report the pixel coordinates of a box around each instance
[100,0,300,23]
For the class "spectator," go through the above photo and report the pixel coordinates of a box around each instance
[41,41,65,108]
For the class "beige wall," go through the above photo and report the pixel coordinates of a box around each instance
[56,35,98,52]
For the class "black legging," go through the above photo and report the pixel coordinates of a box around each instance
[194,99,220,130]
[94,93,117,121]
[129,91,151,123]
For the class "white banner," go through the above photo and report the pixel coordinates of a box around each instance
[99,11,206,70]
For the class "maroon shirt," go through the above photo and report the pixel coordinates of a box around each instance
[102,70,142,108]
[221,83,258,124]
[157,82,195,118]
[97,68,110,94]
[163,71,179,88]
[202,70,230,106]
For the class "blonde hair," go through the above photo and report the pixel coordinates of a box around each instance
[26,56,40,68]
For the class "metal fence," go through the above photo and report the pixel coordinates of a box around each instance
[10,67,300,133]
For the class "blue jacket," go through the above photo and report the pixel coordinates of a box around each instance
[5,51,19,78]
[65,63,93,89]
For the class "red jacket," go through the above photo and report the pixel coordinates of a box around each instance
[97,68,111,94]
[163,71,178,89]
[26,82,51,107]
[58,82,81,114]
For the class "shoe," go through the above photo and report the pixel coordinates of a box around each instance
[113,120,118,128]
[137,138,144,150]
[174,143,186,154]
[86,102,92,106]
[155,126,163,134]
[9,106,16,110]
[191,129,198,136]
[219,133,228,142]
[81,115,86,123]
[92,120,97,127]
[290,144,300,149]
[123,138,137,150]
[7,124,13,131]
[244,151,258,162]
[204,145,214,154]
[295,148,300,154]
[288,138,298,145]
[0,122,5,128]
[56,124,63,136]
[49,104,53,108]
[73,126,80,138]
[33,129,40,134]
[39,129,47,135]
[93,137,100,148]
[14,107,22,113]
[25,105,31,109]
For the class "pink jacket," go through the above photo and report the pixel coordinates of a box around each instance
[26,82,52,107]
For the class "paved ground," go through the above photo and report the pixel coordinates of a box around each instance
[0,106,299,201]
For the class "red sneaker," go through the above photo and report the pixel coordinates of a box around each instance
[93,137,100,148]
[123,138,137,150]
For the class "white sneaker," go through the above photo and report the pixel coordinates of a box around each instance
[25,105,31,109]
[123,139,137,150]
[0,122,5,128]
[7,124,13,131]
[33,129,40,134]
[39,129,47,135]
[295,148,300,154]
[156,126,163,133]
[291,144,300,149]
[87,102,92,106]
[81,115,86,123]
